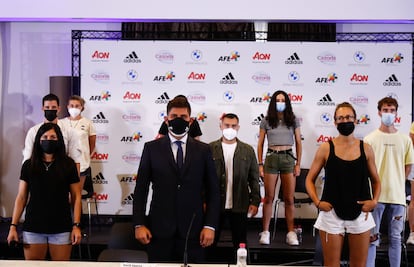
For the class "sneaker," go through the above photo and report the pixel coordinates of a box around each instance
[259,231,270,245]
[286,231,299,246]
[407,232,414,245]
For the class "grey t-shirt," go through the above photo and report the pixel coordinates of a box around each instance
[260,118,300,146]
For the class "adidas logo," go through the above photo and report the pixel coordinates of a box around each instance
[92,112,109,123]
[124,51,142,63]
[122,193,134,205]
[92,172,108,184]
[155,92,170,104]
[383,74,401,86]
[285,53,303,64]
[317,94,335,106]
[251,114,265,125]
[220,72,238,84]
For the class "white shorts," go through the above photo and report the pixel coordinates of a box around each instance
[314,209,375,235]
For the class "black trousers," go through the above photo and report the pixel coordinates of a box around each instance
[147,236,205,263]
[215,210,248,249]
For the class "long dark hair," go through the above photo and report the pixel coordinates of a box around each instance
[266,90,296,128]
[30,123,67,173]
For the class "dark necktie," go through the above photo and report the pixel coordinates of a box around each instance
[175,141,183,169]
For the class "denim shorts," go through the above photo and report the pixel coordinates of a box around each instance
[23,231,71,245]
[264,150,295,174]
[314,209,375,235]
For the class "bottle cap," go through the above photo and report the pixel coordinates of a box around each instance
[239,243,246,248]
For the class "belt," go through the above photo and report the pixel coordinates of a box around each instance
[267,148,292,154]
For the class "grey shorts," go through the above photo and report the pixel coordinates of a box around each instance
[264,149,295,174]
[23,231,71,245]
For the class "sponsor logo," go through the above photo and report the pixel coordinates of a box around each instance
[92,172,108,184]
[289,93,303,103]
[381,52,404,64]
[252,114,265,125]
[126,69,138,81]
[120,131,143,143]
[91,50,110,62]
[158,110,167,121]
[155,92,170,104]
[383,74,401,86]
[317,52,336,65]
[252,71,271,85]
[123,91,141,102]
[316,134,335,143]
[218,51,240,62]
[96,133,109,144]
[91,152,109,161]
[187,72,206,82]
[122,193,134,205]
[220,72,238,84]
[155,50,174,64]
[285,53,303,64]
[353,51,366,63]
[288,71,300,83]
[89,91,111,102]
[124,51,142,63]
[92,112,109,123]
[93,193,109,201]
[91,71,110,83]
[119,174,137,183]
[315,73,338,84]
[223,90,235,102]
[250,92,272,104]
[196,112,208,123]
[317,94,335,106]
[153,71,175,82]
[122,151,141,165]
[357,114,371,125]
[349,95,369,107]
[320,112,333,125]
[350,73,369,85]
[252,52,271,62]
[191,50,203,61]
[187,92,206,105]
[122,111,142,124]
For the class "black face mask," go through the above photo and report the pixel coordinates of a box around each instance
[44,110,58,122]
[337,122,355,136]
[40,140,59,154]
[168,118,190,137]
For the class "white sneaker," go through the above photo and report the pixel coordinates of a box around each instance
[407,232,414,245]
[259,231,270,245]
[286,231,299,246]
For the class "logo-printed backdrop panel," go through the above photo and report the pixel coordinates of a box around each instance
[81,40,412,217]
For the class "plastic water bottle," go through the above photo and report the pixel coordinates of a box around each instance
[236,243,247,267]
[296,225,303,244]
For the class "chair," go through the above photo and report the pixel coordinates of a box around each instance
[97,222,148,262]
[272,168,312,240]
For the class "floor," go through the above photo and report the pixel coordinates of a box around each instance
[1,216,413,266]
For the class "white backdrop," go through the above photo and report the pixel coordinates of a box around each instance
[80,40,412,217]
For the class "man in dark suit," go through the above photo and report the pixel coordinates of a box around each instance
[133,96,220,263]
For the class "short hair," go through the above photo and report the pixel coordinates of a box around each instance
[68,95,86,111]
[222,113,239,123]
[42,93,60,106]
[167,95,191,115]
[334,102,356,120]
[377,97,398,111]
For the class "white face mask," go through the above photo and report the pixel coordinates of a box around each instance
[276,102,286,112]
[381,112,395,126]
[222,128,238,141]
[68,108,81,118]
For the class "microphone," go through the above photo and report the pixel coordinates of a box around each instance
[182,213,196,267]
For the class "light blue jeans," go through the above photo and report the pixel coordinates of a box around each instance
[366,203,405,267]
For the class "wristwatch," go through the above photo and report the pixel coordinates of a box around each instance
[72,222,81,228]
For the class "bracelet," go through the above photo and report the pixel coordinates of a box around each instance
[10,223,18,228]
[258,162,263,166]
[316,201,321,209]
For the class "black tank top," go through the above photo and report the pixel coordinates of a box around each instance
[321,140,372,220]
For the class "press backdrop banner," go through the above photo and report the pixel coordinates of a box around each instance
[80,40,412,217]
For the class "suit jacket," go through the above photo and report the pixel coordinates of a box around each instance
[133,135,220,240]
[209,138,261,213]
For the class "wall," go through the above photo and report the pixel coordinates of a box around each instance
[0,22,413,217]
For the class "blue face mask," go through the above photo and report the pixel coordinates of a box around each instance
[381,112,395,126]
[276,102,286,112]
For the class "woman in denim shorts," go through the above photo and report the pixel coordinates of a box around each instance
[7,123,82,260]
[257,90,302,245]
